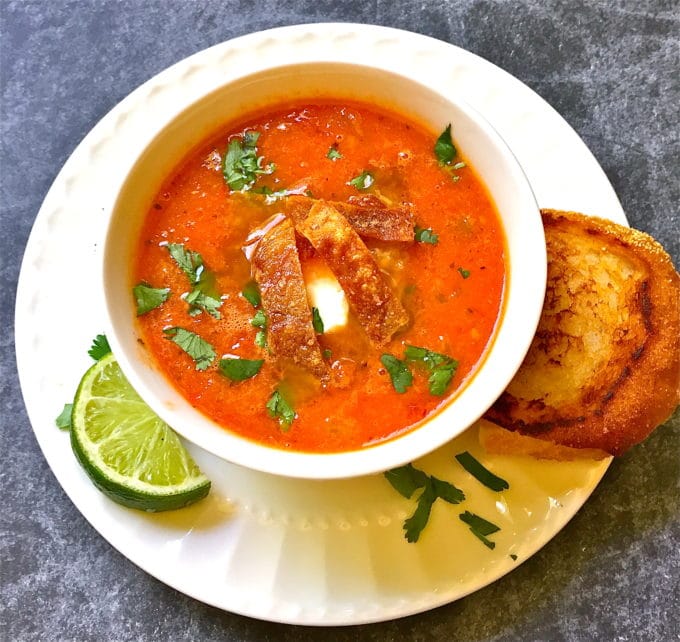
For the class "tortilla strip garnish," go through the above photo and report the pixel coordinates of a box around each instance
[249,194,414,242]
[251,217,328,381]
[296,202,410,346]
[287,195,413,242]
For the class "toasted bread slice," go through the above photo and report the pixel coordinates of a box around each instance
[484,209,680,457]
[478,419,610,461]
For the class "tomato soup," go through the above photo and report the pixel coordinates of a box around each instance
[132,101,506,453]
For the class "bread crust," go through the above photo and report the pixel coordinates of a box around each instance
[485,209,680,456]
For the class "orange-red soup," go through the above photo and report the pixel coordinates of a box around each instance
[133,101,506,453]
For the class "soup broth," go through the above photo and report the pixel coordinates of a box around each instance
[133,101,506,453]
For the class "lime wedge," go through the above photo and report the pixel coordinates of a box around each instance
[70,353,210,511]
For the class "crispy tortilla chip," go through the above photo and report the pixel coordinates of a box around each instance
[251,218,328,381]
[296,202,409,346]
[286,195,413,241]
[282,195,414,242]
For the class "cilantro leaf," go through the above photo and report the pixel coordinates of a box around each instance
[266,388,295,429]
[163,327,215,371]
[218,358,264,382]
[404,345,449,369]
[241,281,261,308]
[88,334,111,361]
[55,403,73,430]
[327,145,343,160]
[251,309,267,328]
[184,288,222,319]
[434,124,457,164]
[385,463,466,542]
[133,282,170,315]
[414,225,439,245]
[323,348,332,359]
[384,463,429,499]
[311,307,324,334]
[405,345,458,396]
[404,481,436,543]
[380,354,413,394]
[459,511,501,549]
[166,244,223,318]
[458,267,471,279]
[455,451,509,491]
[428,361,457,396]
[348,170,374,190]
[430,476,465,504]
[223,131,274,191]
[166,243,204,285]
[254,330,267,349]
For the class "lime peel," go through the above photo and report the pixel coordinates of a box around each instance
[70,353,210,512]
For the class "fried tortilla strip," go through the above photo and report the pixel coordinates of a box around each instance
[283,195,414,242]
[296,202,409,346]
[251,218,328,381]
[485,209,680,456]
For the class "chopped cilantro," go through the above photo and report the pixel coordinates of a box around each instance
[218,358,263,382]
[404,481,436,543]
[266,388,295,429]
[311,307,324,334]
[166,244,222,318]
[222,130,275,191]
[428,361,457,396]
[404,345,458,396]
[458,267,471,279]
[251,309,267,328]
[252,185,296,200]
[184,288,222,319]
[348,170,374,190]
[430,476,466,505]
[414,225,439,245]
[459,511,500,549]
[434,124,457,165]
[384,463,429,499]
[327,145,343,161]
[254,330,267,349]
[323,348,333,359]
[455,451,509,491]
[404,345,449,369]
[242,281,261,308]
[163,327,215,371]
[166,243,204,285]
[55,403,73,430]
[88,334,111,361]
[380,354,413,394]
[133,282,170,316]
[384,463,465,542]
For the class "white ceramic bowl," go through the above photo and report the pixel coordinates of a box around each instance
[102,56,546,479]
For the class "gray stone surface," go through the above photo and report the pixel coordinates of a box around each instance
[1,0,678,640]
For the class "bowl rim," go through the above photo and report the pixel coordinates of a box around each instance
[102,57,546,480]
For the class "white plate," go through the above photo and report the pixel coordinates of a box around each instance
[15,24,624,626]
